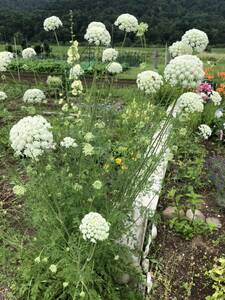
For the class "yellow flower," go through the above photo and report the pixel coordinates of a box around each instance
[115,158,122,165]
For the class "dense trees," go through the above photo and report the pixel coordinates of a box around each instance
[0,0,225,46]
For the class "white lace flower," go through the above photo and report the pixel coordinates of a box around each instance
[71,80,83,96]
[0,91,7,101]
[198,124,212,139]
[22,48,36,59]
[60,137,78,148]
[114,14,139,33]
[43,16,63,31]
[87,22,106,29]
[67,41,80,65]
[106,62,123,74]
[164,55,204,88]
[169,41,193,58]
[9,115,54,159]
[82,143,94,156]
[84,132,94,142]
[102,48,118,63]
[182,29,209,53]
[210,91,222,106]
[137,70,163,94]
[84,23,111,46]
[92,180,103,190]
[69,64,84,80]
[136,22,148,37]
[23,89,46,104]
[79,212,110,243]
[0,51,14,72]
[174,92,204,115]
[46,76,62,87]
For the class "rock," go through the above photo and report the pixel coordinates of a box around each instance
[186,209,205,222]
[162,206,185,219]
[206,217,222,229]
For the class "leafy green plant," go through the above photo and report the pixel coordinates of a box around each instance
[206,257,225,300]
[168,217,216,240]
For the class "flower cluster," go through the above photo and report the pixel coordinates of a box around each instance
[22,48,36,59]
[60,137,78,148]
[69,64,84,80]
[84,22,111,46]
[79,212,110,243]
[114,14,139,33]
[23,89,46,104]
[136,70,163,94]
[164,55,204,88]
[67,41,80,65]
[43,16,63,31]
[210,91,222,106]
[197,82,213,101]
[169,41,192,58]
[102,48,118,63]
[174,92,204,115]
[82,143,94,156]
[136,22,148,37]
[0,91,7,101]
[0,51,14,72]
[106,62,123,74]
[71,80,83,96]
[9,115,54,158]
[181,28,209,53]
[198,124,212,139]
[46,75,62,87]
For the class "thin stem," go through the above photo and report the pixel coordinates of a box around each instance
[54,30,60,47]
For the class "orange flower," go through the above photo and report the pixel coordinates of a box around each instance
[218,72,225,78]
[207,75,214,80]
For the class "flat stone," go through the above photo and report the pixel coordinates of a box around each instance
[162,206,185,219]
[186,209,205,222]
[206,217,222,229]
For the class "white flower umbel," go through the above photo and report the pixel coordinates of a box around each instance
[0,91,7,101]
[60,137,78,148]
[0,51,14,72]
[87,21,106,30]
[210,91,222,106]
[67,41,80,65]
[46,76,62,87]
[9,115,54,159]
[137,70,163,94]
[182,28,209,53]
[69,64,84,80]
[114,14,139,33]
[164,55,204,88]
[71,80,83,96]
[198,124,212,139]
[43,16,63,31]
[23,89,46,104]
[106,62,123,74]
[169,41,193,58]
[84,23,111,46]
[79,212,110,243]
[174,92,204,115]
[136,22,148,37]
[102,48,118,63]
[22,48,36,59]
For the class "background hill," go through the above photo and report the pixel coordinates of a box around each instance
[0,0,224,45]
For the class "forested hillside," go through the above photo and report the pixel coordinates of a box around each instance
[0,0,225,45]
